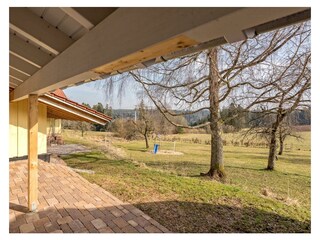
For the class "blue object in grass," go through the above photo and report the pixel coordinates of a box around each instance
[153,144,159,154]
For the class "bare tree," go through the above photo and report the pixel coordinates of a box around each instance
[77,122,93,137]
[277,121,302,155]
[133,100,155,149]
[238,23,310,170]
[61,119,93,137]
[243,115,303,157]
[109,119,138,140]
[103,22,309,180]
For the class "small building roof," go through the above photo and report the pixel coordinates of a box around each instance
[52,89,67,99]
[39,89,112,125]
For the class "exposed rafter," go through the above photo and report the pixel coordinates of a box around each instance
[10,8,74,55]
[10,75,24,83]
[9,82,18,87]
[10,67,29,81]
[60,7,94,30]
[10,53,39,76]
[10,66,31,77]
[10,33,54,67]
[10,51,42,69]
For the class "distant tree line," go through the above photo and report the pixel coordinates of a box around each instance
[62,98,310,157]
[62,100,188,141]
[62,102,112,135]
[191,103,310,131]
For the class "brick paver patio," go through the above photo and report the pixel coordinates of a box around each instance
[9,160,170,233]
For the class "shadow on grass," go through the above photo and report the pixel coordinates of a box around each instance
[125,147,149,153]
[225,165,268,172]
[187,164,310,179]
[61,153,103,162]
[135,201,310,233]
[147,160,207,168]
[227,164,310,177]
[9,200,310,233]
[278,156,311,166]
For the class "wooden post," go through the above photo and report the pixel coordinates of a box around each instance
[28,94,38,212]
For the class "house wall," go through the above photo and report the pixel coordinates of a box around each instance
[47,118,62,135]
[9,99,47,158]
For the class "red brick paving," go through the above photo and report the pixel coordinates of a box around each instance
[9,160,170,233]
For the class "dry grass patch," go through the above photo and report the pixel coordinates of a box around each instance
[61,130,310,233]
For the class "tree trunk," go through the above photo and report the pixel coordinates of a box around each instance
[267,127,277,170]
[278,139,284,155]
[267,110,285,170]
[144,134,149,149]
[201,48,226,181]
[278,127,284,155]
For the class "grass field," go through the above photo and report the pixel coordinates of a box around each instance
[61,129,311,233]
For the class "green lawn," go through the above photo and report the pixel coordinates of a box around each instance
[61,130,311,233]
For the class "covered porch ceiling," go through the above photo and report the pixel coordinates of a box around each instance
[9,7,310,101]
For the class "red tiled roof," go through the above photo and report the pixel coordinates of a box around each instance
[53,89,67,99]
[48,90,112,121]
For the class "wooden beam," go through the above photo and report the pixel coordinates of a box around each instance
[10,33,54,67]
[10,8,74,54]
[9,66,30,81]
[183,7,309,42]
[94,35,197,74]
[9,82,18,87]
[10,24,59,56]
[10,75,23,83]
[10,8,236,101]
[28,94,38,212]
[10,53,39,76]
[60,7,94,30]
[10,66,31,79]
[10,76,23,88]
[10,51,42,69]
[10,7,310,101]
[73,7,117,26]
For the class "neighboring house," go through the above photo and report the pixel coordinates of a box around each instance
[9,88,112,161]
[46,89,66,137]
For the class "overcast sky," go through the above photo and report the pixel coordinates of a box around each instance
[63,80,139,109]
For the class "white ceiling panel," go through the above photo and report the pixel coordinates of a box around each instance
[57,15,83,38]
[42,8,66,27]
[71,27,88,40]
[28,7,45,16]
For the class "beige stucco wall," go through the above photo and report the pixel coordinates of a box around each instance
[47,118,62,135]
[9,99,47,158]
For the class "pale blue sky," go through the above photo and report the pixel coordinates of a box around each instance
[63,80,139,109]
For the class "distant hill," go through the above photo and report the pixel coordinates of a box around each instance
[111,108,310,127]
[176,109,210,125]
[111,108,209,125]
[112,109,136,119]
